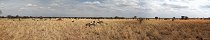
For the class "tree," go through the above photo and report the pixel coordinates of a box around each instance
[114,16,118,19]
[7,15,12,18]
[16,15,19,18]
[155,17,159,20]
[181,16,185,20]
[181,16,188,20]
[133,16,137,19]
[185,17,188,20]
[39,16,43,19]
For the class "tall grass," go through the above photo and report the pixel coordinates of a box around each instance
[0,19,209,40]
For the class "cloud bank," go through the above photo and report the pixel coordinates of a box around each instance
[0,0,210,17]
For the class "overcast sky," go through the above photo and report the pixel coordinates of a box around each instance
[0,0,210,18]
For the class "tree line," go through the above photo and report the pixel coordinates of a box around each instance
[0,15,210,20]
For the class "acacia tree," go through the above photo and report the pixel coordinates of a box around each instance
[155,17,159,20]
[114,16,118,19]
[133,16,137,19]
[16,15,21,21]
[7,15,13,19]
[181,16,188,20]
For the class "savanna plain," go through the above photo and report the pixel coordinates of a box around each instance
[0,18,209,40]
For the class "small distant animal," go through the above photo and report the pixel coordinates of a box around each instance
[32,18,36,21]
[57,18,62,21]
[44,19,47,21]
[97,21,108,26]
[97,21,104,24]
[86,23,96,27]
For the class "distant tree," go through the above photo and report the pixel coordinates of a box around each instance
[114,16,118,19]
[181,16,185,20]
[15,15,21,21]
[155,17,158,20]
[29,16,33,18]
[16,15,20,18]
[133,16,137,19]
[181,16,188,20]
[39,16,43,19]
[7,15,13,19]
[185,17,188,20]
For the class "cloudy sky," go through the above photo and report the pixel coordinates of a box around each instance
[0,0,210,18]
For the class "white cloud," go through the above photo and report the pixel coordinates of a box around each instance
[0,0,210,17]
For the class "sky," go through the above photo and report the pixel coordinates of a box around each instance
[0,0,210,18]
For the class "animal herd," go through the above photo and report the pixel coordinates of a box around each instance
[5,17,208,28]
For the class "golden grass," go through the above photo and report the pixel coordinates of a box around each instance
[0,19,209,40]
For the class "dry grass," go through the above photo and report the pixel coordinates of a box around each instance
[0,18,209,40]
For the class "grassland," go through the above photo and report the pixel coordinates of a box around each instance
[0,18,209,40]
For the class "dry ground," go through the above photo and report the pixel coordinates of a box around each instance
[0,18,209,40]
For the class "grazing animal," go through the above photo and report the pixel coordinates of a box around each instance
[145,18,150,20]
[97,21,104,24]
[32,18,36,21]
[86,23,96,27]
[44,19,47,21]
[164,18,169,20]
[85,21,98,27]
[18,18,21,21]
[97,21,108,26]
[93,21,96,23]
[57,18,62,21]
